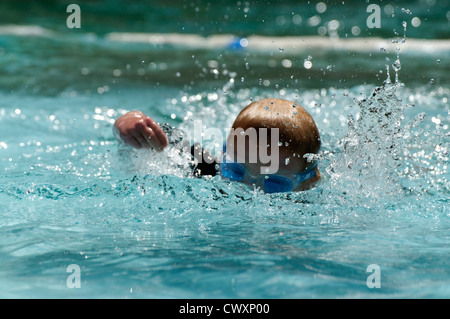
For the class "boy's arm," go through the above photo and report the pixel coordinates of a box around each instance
[114,110,168,151]
[114,111,219,176]
[190,143,220,176]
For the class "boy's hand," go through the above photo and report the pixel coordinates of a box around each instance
[114,111,169,151]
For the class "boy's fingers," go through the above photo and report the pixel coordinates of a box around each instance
[133,120,153,148]
[133,132,151,148]
[127,117,168,151]
[129,136,142,149]
[144,118,169,149]
[135,120,164,150]
[122,134,142,149]
[143,127,164,151]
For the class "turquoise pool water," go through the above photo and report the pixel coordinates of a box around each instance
[0,0,449,298]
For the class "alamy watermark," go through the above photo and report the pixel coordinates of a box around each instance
[66,264,81,288]
[64,3,384,34]
[366,4,381,29]
[181,120,281,174]
[366,264,381,288]
[66,4,81,29]
[64,262,382,290]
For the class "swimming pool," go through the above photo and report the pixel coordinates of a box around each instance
[0,0,449,298]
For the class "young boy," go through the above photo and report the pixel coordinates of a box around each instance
[113,98,321,193]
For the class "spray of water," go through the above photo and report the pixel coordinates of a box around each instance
[317,20,431,207]
[324,81,407,205]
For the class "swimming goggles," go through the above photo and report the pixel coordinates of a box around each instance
[220,159,317,193]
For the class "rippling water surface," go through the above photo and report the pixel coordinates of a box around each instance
[0,0,449,298]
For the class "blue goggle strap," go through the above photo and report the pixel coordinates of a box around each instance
[294,162,317,184]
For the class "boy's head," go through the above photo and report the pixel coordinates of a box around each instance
[222,98,321,192]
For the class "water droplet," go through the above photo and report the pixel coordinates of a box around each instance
[281,59,292,68]
[285,158,290,165]
[392,59,401,72]
[411,17,422,28]
[316,2,327,13]
[402,8,412,14]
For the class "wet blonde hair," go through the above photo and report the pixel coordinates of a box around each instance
[230,98,321,169]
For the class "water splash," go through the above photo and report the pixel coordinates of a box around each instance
[319,79,449,212]
[316,18,440,207]
[323,81,407,205]
[123,136,194,179]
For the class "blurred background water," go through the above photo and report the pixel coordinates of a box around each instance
[0,0,448,298]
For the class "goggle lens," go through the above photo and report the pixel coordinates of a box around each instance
[263,175,294,193]
[221,162,295,193]
[220,162,246,181]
